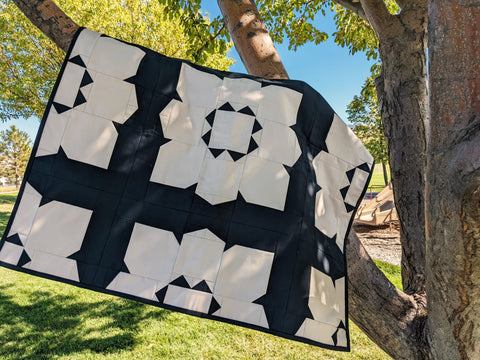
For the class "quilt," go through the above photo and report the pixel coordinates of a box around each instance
[0,28,374,351]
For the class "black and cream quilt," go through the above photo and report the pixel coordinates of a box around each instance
[0,28,374,351]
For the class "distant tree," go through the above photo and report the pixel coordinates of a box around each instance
[347,75,389,185]
[0,125,32,187]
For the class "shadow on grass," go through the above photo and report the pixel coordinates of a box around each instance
[0,282,170,359]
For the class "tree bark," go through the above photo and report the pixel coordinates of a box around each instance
[347,231,428,359]
[427,1,480,359]
[13,0,78,52]
[217,0,288,79]
[382,162,389,186]
[374,2,429,296]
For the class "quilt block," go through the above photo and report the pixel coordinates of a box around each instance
[0,28,374,351]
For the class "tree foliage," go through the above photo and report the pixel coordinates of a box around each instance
[347,76,387,163]
[347,75,389,184]
[256,0,396,60]
[0,125,32,186]
[0,0,233,122]
[158,0,231,64]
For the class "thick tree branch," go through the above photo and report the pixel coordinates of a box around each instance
[347,232,428,359]
[375,2,428,297]
[331,0,368,22]
[13,0,78,52]
[358,0,398,38]
[217,0,288,79]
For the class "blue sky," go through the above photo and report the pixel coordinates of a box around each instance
[1,6,374,142]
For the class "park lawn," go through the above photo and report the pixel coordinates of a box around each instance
[0,192,398,359]
[366,164,391,194]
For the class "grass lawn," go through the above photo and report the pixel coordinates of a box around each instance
[0,186,20,193]
[0,192,398,359]
[366,164,391,195]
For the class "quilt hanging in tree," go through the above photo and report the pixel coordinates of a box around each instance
[0,28,374,351]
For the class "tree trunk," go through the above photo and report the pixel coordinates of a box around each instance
[382,161,389,186]
[375,2,428,297]
[13,0,78,52]
[217,0,288,79]
[426,1,480,359]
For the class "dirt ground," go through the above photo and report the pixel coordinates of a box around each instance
[353,223,401,266]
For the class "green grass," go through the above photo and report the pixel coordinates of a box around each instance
[0,193,399,359]
[374,260,403,291]
[367,164,391,193]
[0,193,17,233]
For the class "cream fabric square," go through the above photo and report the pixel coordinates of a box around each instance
[214,297,269,328]
[150,140,207,188]
[70,29,101,58]
[214,245,274,302]
[0,242,24,265]
[196,158,244,204]
[173,233,225,284]
[54,62,85,107]
[163,101,206,146]
[177,63,222,108]
[88,36,145,80]
[23,250,79,282]
[61,110,118,169]
[257,85,303,126]
[124,223,179,281]
[107,272,159,301]
[240,156,290,211]
[36,108,71,157]
[209,111,255,153]
[219,77,262,110]
[258,120,300,166]
[326,114,374,166]
[85,73,136,124]
[26,201,92,257]
[7,183,41,243]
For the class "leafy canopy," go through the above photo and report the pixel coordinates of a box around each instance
[255,0,397,59]
[0,0,233,122]
[0,125,32,185]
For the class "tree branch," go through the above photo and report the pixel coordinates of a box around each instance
[217,0,288,79]
[13,0,78,52]
[358,0,397,38]
[192,23,226,62]
[331,0,368,22]
[347,231,427,359]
